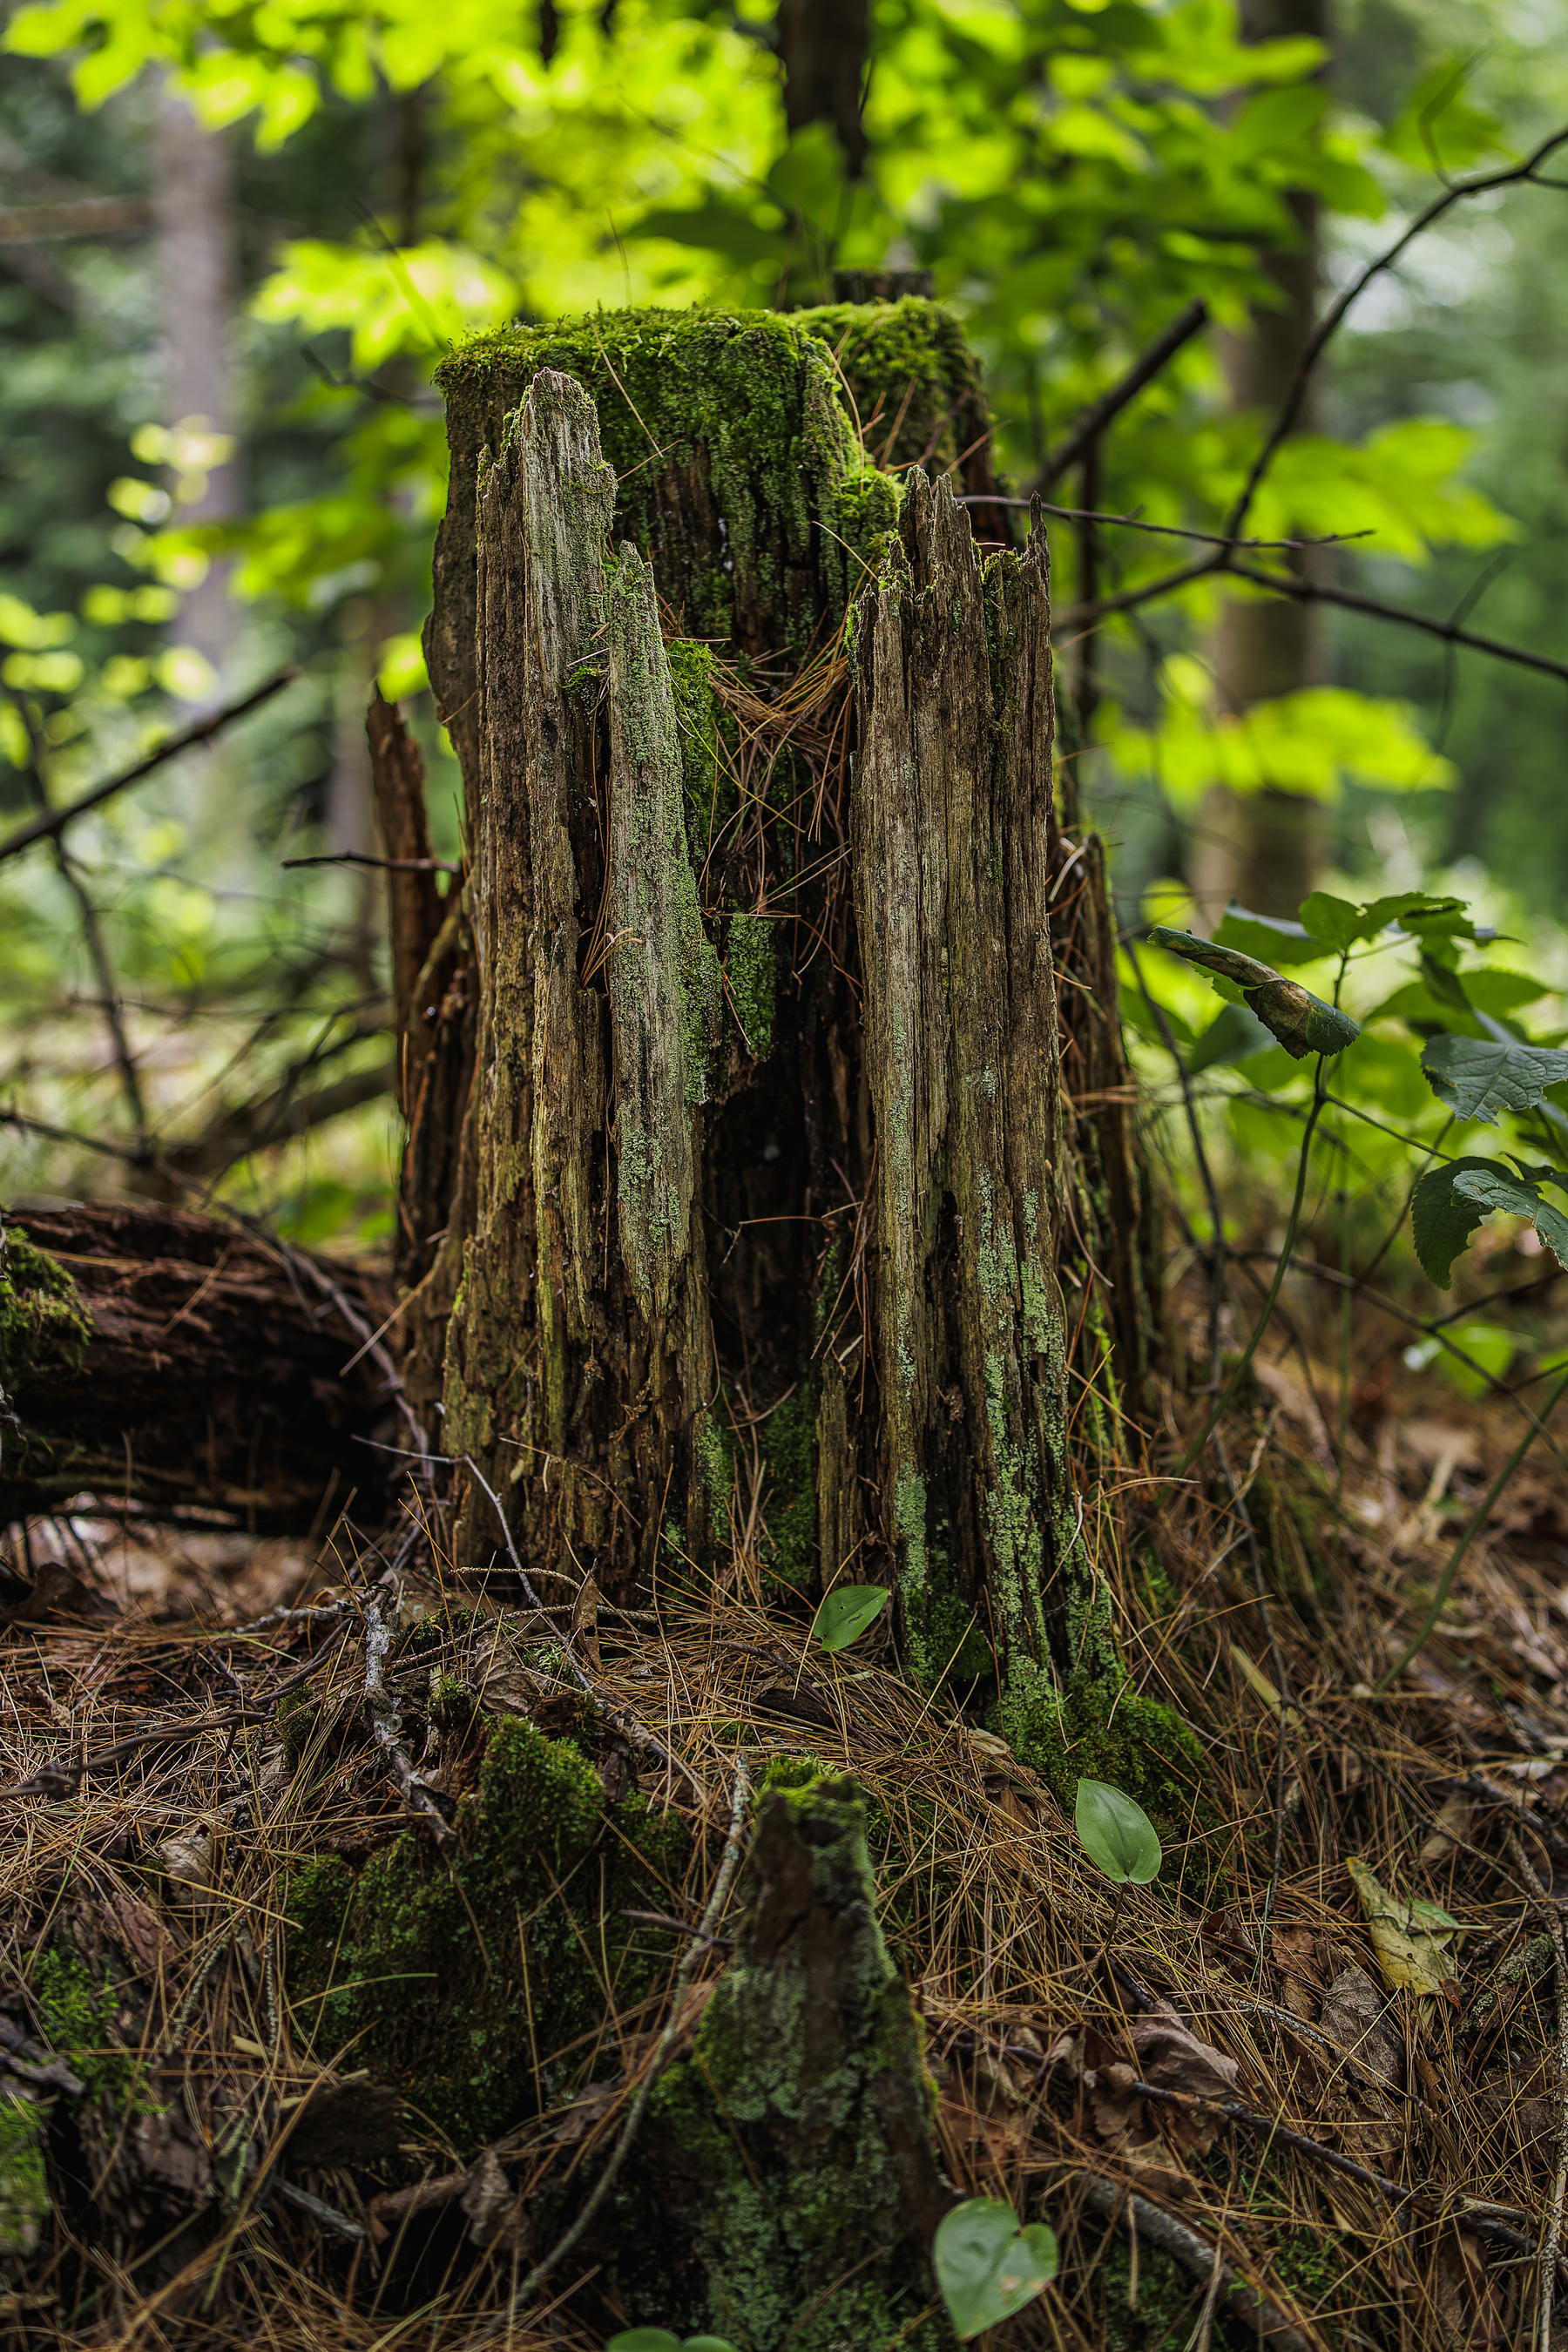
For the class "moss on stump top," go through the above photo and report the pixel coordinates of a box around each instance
[425,301,1004,769]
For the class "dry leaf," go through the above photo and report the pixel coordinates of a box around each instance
[459,2148,526,2252]
[1319,1963,1402,2090]
[1270,1924,1325,1986]
[98,1888,179,1978]
[1421,1794,1471,1865]
[1129,2008,1240,2105]
[1346,1856,1457,1994]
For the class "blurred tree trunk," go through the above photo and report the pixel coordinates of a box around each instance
[154,83,239,692]
[1191,0,1328,929]
[778,0,869,177]
[402,306,1162,1766]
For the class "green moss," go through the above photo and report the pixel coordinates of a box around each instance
[29,1944,140,2109]
[1007,1673,1213,1894]
[759,1384,815,1599]
[1092,2238,1203,2349]
[283,1717,689,2152]
[437,306,901,659]
[0,1227,92,1480]
[666,637,737,867]
[627,1776,956,2351]
[0,2094,48,2260]
[725,909,776,1062]
[790,298,993,483]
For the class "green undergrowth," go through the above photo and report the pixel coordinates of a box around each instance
[282,1716,689,2152]
[28,1943,144,2110]
[1011,1674,1216,1899]
[0,2094,48,2261]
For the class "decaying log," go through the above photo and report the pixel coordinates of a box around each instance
[0,1200,393,1531]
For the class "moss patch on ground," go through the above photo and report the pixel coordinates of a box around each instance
[283,1716,689,2152]
[0,1225,91,1406]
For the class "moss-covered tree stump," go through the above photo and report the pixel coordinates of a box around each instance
[612,1774,957,2350]
[403,299,1161,1779]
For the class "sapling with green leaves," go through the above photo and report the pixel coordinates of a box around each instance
[1142,884,1568,1679]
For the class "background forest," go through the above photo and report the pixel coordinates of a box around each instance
[2,0,1566,1294]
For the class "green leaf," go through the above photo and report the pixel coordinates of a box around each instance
[1451,1166,1568,1271]
[1211,905,1326,967]
[1420,1033,1568,1125]
[606,2335,739,2352]
[1294,891,1362,951]
[812,1584,889,1653]
[1148,927,1361,1062]
[934,2199,1058,2341]
[1410,1156,1511,1286]
[1074,1778,1163,1885]
[1186,1001,1275,1074]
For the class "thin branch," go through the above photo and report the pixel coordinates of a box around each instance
[283,850,459,875]
[957,495,1369,554]
[1222,559,1568,689]
[1223,125,1568,544]
[0,666,300,865]
[1035,298,1210,489]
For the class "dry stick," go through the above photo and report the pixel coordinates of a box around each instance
[0,666,299,865]
[497,1754,753,2330]
[957,493,1368,555]
[1505,1829,1568,2352]
[1071,2173,1313,2352]
[1375,1352,1568,1692]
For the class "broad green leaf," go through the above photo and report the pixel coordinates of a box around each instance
[1451,1166,1568,1272]
[1074,1778,1162,1885]
[934,2199,1058,2341]
[1295,891,1362,952]
[1421,1033,1568,1125]
[1363,891,1468,935]
[1372,970,1549,1025]
[1147,929,1359,1061]
[1410,1157,1509,1286]
[1212,905,1326,967]
[812,1584,889,1653]
[1346,1856,1456,1994]
[1186,1001,1275,1074]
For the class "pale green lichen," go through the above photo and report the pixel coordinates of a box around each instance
[725,910,776,1061]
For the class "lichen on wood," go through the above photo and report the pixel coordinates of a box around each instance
[616,1774,956,2350]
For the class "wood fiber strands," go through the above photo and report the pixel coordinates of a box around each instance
[443,372,720,1592]
[853,470,1081,1689]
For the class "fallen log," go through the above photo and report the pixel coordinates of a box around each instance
[0,1199,395,1533]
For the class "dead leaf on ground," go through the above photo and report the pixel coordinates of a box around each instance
[1319,1962,1403,2092]
[459,2148,529,2253]
[1421,1794,1472,1865]
[1130,2005,1240,2104]
[1346,1855,1457,1994]
[1270,1923,1325,1986]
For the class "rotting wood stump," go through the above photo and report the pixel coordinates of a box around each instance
[402,302,1173,1794]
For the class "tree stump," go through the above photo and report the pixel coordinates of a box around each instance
[405,301,1161,1774]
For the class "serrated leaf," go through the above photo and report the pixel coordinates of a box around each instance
[934,2199,1058,2341]
[812,1583,889,1653]
[1364,890,1468,935]
[1346,1855,1456,1994]
[1146,929,1360,1061]
[1186,1001,1275,1074]
[1074,1778,1162,1885]
[1451,1166,1568,1272]
[1421,1032,1568,1124]
[1212,905,1327,967]
[1409,1156,1506,1287]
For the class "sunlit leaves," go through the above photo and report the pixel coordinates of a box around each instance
[1420,1033,1568,1125]
[811,1585,889,1653]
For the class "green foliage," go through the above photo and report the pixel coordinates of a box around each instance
[811,1584,888,1654]
[1073,1778,1163,1887]
[1419,1033,1568,1125]
[932,2198,1058,2342]
[607,2335,739,2352]
[1146,926,1362,1061]
[1412,1159,1568,1288]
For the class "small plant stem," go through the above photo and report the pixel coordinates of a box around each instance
[1175,1058,1328,1478]
[1376,1353,1568,1691]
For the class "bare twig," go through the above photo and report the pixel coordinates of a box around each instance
[1220,559,1568,690]
[0,666,300,865]
[1036,299,1210,488]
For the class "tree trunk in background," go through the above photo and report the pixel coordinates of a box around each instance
[1191,0,1328,929]
[154,84,239,690]
[404,303,1163,1768]
[778,0,869,177]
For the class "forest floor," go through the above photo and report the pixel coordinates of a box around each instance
[3,1252,1568,2352]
